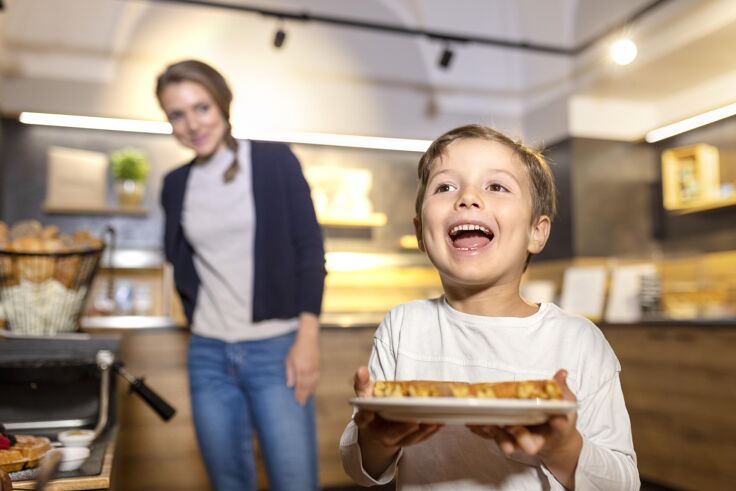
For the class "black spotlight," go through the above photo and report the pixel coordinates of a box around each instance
[273,28,287,49]
[438,45,454,69]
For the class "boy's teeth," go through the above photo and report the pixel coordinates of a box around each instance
[450,224,490,236]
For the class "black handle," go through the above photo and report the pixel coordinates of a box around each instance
[129,376,177,421]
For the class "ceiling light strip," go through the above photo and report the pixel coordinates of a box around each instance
[645,102,736,142]
[18,112,430,152]
[19,112,172,134]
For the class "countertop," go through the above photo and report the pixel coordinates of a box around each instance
[12,429,116,490]
[75,313,736,332]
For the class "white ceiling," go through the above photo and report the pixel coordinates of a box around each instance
[1,0,735,144]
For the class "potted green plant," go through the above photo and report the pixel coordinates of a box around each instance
[110,148,150,206]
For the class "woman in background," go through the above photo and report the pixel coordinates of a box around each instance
[157,59,325,491]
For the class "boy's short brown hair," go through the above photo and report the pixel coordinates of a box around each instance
[415,124,557,224]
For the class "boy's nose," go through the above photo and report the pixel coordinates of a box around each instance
[455,187,483,209]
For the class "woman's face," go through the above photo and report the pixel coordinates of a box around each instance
[159,80,228,159]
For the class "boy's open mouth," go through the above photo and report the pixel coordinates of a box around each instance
[448,223,494,250]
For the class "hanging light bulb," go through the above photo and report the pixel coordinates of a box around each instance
[610,38,637,65]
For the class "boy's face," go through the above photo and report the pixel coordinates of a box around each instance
[414,138,550,291]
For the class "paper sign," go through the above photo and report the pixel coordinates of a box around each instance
[604,264,657,323]
[560,266,607,321]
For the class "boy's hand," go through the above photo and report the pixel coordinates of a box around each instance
[353,367,443,477]
[467,369,582,488]
[353,366,374,398]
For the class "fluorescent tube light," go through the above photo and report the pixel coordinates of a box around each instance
[19,112,172,134]
[238,129,430,152]
[645,102,736,143]
[19,112,431,152]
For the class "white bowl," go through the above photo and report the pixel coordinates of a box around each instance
[57,429,95,447]
[57,446,91,472]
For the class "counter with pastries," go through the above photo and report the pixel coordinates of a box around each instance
[9,431,116,491]
[0,337,122,491]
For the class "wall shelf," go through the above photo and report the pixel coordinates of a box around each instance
[43,204,149,216]
[669,195,736,215]
[317,212,387,228]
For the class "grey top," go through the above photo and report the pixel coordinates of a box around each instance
[182,142,297,341]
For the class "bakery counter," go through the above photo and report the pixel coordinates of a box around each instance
[600,322,736,490]
[11,429,116,491]
[601,316,736,328]
[80,315,183,331]
[105,323,378,490]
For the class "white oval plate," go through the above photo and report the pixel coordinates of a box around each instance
[349,397,577,425]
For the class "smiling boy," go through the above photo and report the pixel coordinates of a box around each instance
[340,125,639,490]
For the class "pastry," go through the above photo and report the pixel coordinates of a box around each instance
[0,448,25,473]
[373,379,563,400]
[0,435,52,471]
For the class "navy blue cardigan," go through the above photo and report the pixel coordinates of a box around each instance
[160,141,326,325]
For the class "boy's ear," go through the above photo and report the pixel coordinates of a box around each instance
[527,215,551,255]
[413,217,425,252]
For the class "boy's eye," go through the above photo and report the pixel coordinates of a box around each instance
[434,183,456,193]
[488,183,508,192]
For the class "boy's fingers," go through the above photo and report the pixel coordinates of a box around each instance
[381,422,420,446]
[355,412,427,447]
[353,409,376,428]
[553,369,577,402]
[353,366,373,397]
[507,426,545,455]
[497,431,516,456]
[468,426,516,455]
[396,424,442,447]
[546,413,572,433]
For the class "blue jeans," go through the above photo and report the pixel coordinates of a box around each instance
[188,332,319,491]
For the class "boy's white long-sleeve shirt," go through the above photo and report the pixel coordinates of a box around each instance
[340,298,639,490]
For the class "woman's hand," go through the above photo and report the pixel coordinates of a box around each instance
[353,367,443,478]
[467,369,582,489]
[286,313,320,405]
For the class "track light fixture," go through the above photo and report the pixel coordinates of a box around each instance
[438,44,454,69]
[273,28,287,48]
[273,19,287,49]
[151,0,670,60]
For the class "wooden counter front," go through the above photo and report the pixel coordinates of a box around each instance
[102,320,736,490]
[601,323,736,490]
[109,326,376,490]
